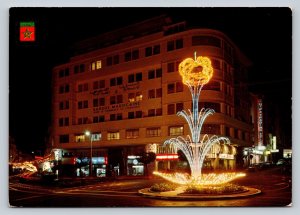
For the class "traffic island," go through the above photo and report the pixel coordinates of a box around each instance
[138,186,261,200]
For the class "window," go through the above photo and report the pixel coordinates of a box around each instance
[192,36,221,47]
[148,68,162,79]
[148,88,162,99]
[116,113,122,120]
[132,50,139,60]
[156,88,162,98]
[117,95,123,104]
[59,135,69,143]
[93,98,105,107]
[107,131,120,140]
[117,77,123,85]
[93,80,105,89]
[168,103,183,114]
[128,93,135,103]
[156,68,162,78]
[176,82,183,92]
[202,124,221,134]
[148,109,155,117]
[148,108,162,117]
[93,115,105,123]
[58,68,69,78]
[78,83,88,92]
[167,83,175,94]
[78,117,89,125]
[153,45,160,55]
[126,129,139,139]
[212,59,221,70]
[199,102,221,113]
[110,96,116,105]
[136,92,143,101]
[169,126,184,136]
[167,61,180,73]
[156,108,162,116]
[74,65,79,74]
[110,78,116,86]
[204,81,220,91]
[145,45,160,57]
[176,103,184,112]
[148,70,155,79]
[80,64,85,73]
[225,127,230,137]
[167,38,183,52]
[146,127,161,137]
[128,92,142,102]
[75,134,86,143]
[91,60,102,70]
[106,56,112,66]
[128,112,134,119]
[113,55,119,64]
[110,114,116,121]
[125,52,131,62]
[145,47,152,57]
[168,104,175,115]
[78,100,88,109]
[59,101,69,110]
[59,84,69,94]
[110,77,123,87]
[125,50,139,62]
[136,72,142,82]
[128,74,135,83]
[148,89,155,99]
[106,55,119,66]
[167,62,175,73]
[136,111,142,118]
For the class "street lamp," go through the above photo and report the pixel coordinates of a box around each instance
[85,130,93,177]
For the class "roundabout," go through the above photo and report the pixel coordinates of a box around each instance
[138,186,261,200]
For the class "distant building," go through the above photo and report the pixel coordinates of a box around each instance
[51,16,253,176]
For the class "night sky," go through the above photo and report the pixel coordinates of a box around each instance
[9,8,292,154]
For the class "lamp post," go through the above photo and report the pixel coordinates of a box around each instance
[85,131,93,177]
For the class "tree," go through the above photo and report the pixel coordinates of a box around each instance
[139,152,156,176]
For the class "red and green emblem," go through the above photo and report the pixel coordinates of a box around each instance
[20,22,35,42]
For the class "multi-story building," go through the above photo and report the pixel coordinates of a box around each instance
[51,15,253,177]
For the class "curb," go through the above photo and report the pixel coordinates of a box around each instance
[138,187,261,200]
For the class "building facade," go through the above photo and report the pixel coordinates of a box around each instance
[51,16,253,176]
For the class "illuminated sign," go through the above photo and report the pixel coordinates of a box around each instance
[257,99,264,145]
[93,101,140,113]
[219,154,234,159]
[156,154,179,160]
[20,21,35,42]
[283,149,292,158]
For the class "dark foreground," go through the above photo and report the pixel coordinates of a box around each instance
[9,167,291,207]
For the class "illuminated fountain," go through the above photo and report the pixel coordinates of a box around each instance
[153,53,245,185]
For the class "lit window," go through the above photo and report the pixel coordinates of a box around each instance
[96,61,102,69]
[169,126,184,136]
[136,92,143,101]
[75,134,86,143]
[107,132,120,140]
[126,129,139,139]
[146,127,161,137]
[91,62,96,71]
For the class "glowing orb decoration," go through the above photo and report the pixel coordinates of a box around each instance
[179,54,213,86]
[153,171,246,186]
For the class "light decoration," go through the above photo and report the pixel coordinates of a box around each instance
[11,161,37,173]
[153,171,246,185]
[154,52,245,185]
[156,154,179,160]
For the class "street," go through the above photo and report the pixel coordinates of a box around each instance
[9,167,291,207]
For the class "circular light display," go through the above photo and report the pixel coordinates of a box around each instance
[179,55,213,86]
